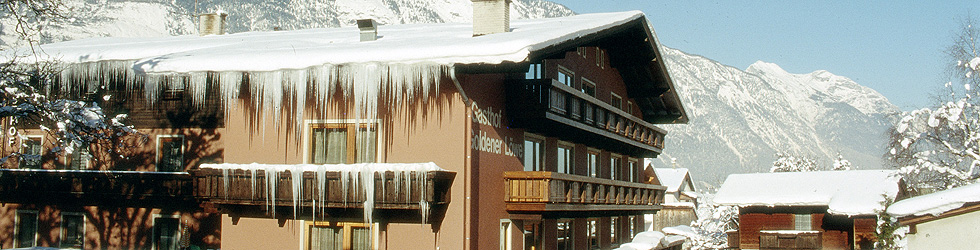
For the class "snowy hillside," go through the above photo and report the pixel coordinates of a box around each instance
[0,0,573,47]
[653,48,899,187]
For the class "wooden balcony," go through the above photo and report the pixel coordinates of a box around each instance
[507,79,667,157]
[0,169,195,207]
[759,230,821,250]
[191,168,456,222]
[503,171,664,216]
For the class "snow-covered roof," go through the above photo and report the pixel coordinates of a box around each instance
[887,181,980,218]
[20,11,645,73]
[653,168,692,193]
[713,170,901,216]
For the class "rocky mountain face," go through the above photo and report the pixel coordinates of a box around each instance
[654,48,898,187]
[5,0,898,188]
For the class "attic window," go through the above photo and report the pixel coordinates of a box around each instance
[596,48,605,68]
[610,93,623,110]
[557,67,574,87]
[581,78,596,97]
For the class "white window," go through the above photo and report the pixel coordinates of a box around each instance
[523,135,544,171]
[557,142,574,174]
[596,49,605,68]
[156,135,184,172]
[20,136,42,169]
[525,63,543,80]
[795,214,812,230]
[628,158,638,182]
[557,67,574,87]
[587,150,599,178]
[610,155,622,180]
[15,210,38,248]
[61,212,85,249]
[153,215,181,250]
[500,220,513,250]
[308,123,377,164]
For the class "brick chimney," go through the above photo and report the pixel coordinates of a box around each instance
[472,0,511,36]
[199,12,228,36]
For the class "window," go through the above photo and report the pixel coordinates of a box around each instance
[153,216,180,250]
[627,159,638,182]
[587,219,599,250]
[626,101,633,115]
[557,67,574,87]
[162,80,186,100]
[556,220,573,250]
[500,220,513,250]
[610,155,622,180]
[596,49,605,68]
[20,136,42,169]
[523,135,544,171]
[69,147,91,170]
[581,78,597,97]
[577,47,587,57]
[628,216,636,241]
[309,123,377,164]
[610,217,619,246]
[16,210,38,248]
[61,213,85,249]
[795,214,812,231]
[610,93,623,110]
[523,221,542,250]
[156,135,184,172]
[587,150,599,178]
[557,142,573,174]
[308,222,372,250]
[525,63,542,80]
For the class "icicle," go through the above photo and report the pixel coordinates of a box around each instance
[264,164,279,217]
[222,168,230,199]
[188,72,208,108]
[290,166,304,219]
[250,169,257,199]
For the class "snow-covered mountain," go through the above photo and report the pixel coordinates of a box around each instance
[653,48,899,188]
[5,0,899,188]
[1,0,573,47]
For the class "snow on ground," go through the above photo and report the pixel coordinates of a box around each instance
[887,181,980,217]
[713,170,900,216]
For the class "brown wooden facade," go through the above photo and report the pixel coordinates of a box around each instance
[734,206,877,250]
[0,10,685,250]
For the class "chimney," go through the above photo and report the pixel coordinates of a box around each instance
[472,0,511,36]
[199,12,227,36]
[357,19,378,42]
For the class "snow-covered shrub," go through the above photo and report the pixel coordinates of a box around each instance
[770,153,818,172]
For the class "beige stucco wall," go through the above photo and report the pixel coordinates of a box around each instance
[906,210,980,249]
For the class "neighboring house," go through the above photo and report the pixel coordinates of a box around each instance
[714,170,905,250]
[887,182,980,250]
[0,1,688,250]
[646,167,698,232]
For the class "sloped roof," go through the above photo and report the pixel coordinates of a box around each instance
[888,181,980,218]
[16,11,687,124]
[714,170,901,216]
[653,168,692,193]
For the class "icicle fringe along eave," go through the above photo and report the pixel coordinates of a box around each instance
[53,60,452,139]
[202,163,446,225]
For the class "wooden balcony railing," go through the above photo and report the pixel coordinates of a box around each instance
[508,79,667,157]
[191,168,455,216]
[503,171,665,213]
[0,169,194,206]
[759,230,821,250]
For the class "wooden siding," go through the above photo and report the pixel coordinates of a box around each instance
[502,171,664,214]
[649,206,697,232]
[738,213,794,249]
[759,231,821,250]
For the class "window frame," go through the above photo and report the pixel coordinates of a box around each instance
[306,221,375,250]
[305,121,379,164]
[556,219,574,250]
[581,77,597,97]
[586,149,600,178]
[525,63,543,80]
[60,212,86,249]
[523,134,545,172]
[610,93,623,110]
[556,141,574,174]
[69,146,92,170]
[155,135,185,172]
[596,48,605,68]
[610,154,622,181]
[556,66,575,88]
[20,135,43,169]
[795,214,812,231]
[627,158,639,183]
[152,214,182,250]
[15,210,38,248]
[500,219,513,250]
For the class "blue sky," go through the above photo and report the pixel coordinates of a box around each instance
[556,1,978,110]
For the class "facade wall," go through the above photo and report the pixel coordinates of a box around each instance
[648,206,696,232]
[906,210,980,250]
[738,208,873,250]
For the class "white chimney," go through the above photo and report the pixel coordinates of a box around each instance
[472,0,511,36]
[357,19,378,42]
[199,12,228,36]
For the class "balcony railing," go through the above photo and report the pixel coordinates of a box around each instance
[759,230,821,250]
[503,171,665,213]
[0,169,194,206]
[191,168,455,216]
[508,79,667,157]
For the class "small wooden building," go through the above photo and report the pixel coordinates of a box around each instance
[646,167,698,232]
[888,182,980,250]
[714,170,905,250]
